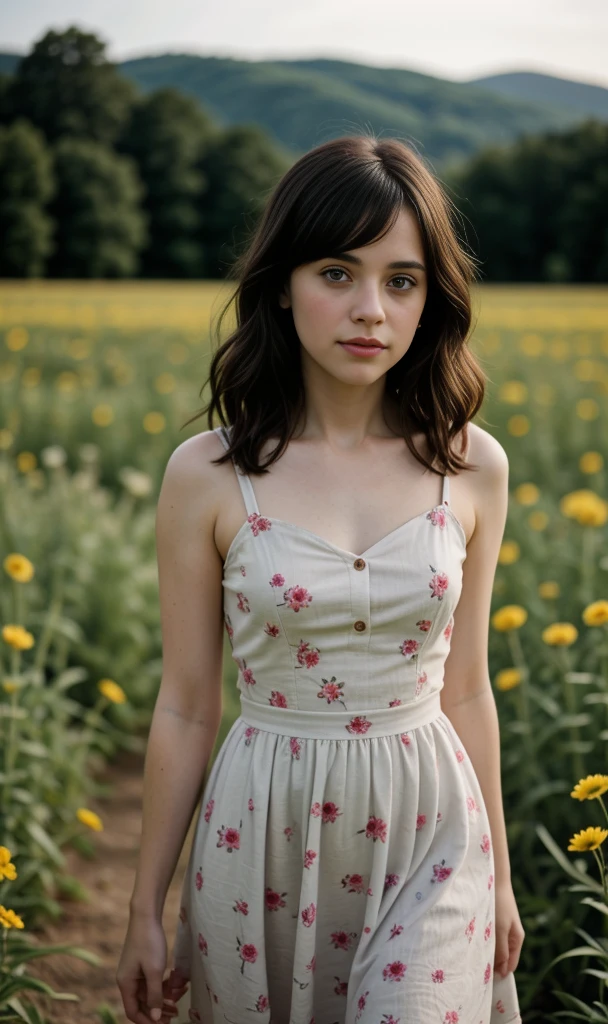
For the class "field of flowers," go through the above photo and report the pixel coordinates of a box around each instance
[1,280,608,1021]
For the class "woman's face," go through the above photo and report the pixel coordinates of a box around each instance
[279,205,428,385]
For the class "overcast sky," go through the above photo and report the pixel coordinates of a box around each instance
[2,0,608,89]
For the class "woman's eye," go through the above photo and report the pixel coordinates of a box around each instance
[321,268,414,289]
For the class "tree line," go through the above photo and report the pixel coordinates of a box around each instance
[0,26,606,282]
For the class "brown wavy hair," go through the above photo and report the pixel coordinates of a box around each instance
[183,133,485,478]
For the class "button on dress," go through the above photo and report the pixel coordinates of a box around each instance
[171,424,522,1024]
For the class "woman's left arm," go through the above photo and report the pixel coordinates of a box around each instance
[440,426,525,977]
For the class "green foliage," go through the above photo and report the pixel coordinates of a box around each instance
[47,137,147,278]
[0,120,55,278]
[6,27,137,146]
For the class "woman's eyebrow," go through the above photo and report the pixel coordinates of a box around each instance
[324,252,426,272]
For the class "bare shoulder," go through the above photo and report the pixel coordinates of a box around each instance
[464,422,509,540]
[159,428,226,516]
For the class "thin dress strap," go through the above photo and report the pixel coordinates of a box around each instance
[214,425,260,518]
[441,473,450,506]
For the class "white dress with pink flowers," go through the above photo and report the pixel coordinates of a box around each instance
[171,424,521,1024]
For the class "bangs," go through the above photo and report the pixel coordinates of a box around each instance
[279,162,409,271]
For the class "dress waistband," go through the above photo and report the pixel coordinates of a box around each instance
[238,687,443,739]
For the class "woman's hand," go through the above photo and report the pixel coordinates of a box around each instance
[117,912,189,1023]
[494,880,525,977]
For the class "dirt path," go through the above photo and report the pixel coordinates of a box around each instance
[25,745,193,1024]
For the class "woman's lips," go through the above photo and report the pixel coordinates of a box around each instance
[338,342,385,357]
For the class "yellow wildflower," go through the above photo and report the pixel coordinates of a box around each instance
[76,808,103,831]
[98,679,127,704]
[491,605,528,632]
[498,541,520,565]
[571,775,608,801]
[580,451,603,474]
[498,381,528,404]
[2,625,35,650]
[495,668,522,692]
[582,601,608,626]
[528,511,549,531]
[560,489,608,526]
[143,411,166,434]
[0,906,25,929]
[514,483,540,505]
[542,622,578,646]
[0,847,17,881]
[567,826,608,852]
[16,452,36,473]
[507,415,530,437]
[538,581,560,600]
[3,553,35,583]
[92,404,114,426]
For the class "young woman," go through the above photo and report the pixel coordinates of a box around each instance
[117,134,524,1024]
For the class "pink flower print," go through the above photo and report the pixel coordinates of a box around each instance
[430,859,453,884]
[466,795,477,813]
[437,810,443,822]
[444,1013,459,1023]
[357,815,388,842]
[381,1017,401,1024]
[465,916,476,942]
[488,873,494,889]
[317,676,347,708]
[237,939,259,973]
[480,833,491,855]
[317,801,342,823]
[264,622,280,637]
[354,991,370,1021]
[282,584,313,611]
[204,798,214,822]
[330,930,357,951]
[346,715,372,735]
[242,663,256,687]
[382,961,407,982]
[195,869,203,891]
[431,968,445,982]
[301,902,316,927]
[307,954,316,973]
[198,933,208,955]
[217,823,241,852]
[428,567,449,600]
[415,671,428,697]
[455,749,465,763]
[296,639,320,668]
[304,849,317,868]
[290,736,302,760]
[416,813,427,831]
[485,921,492,941]
[255,995,270,1012]
[248,797,255,811]
[484,962,492,983]
[243,725,259,746]
[495,999,506,1014]
[341,872,365,894]
[284,825,296,841]
[399,637,421,659]
[388,697,402,707]
[417,618,432,632]
[400,732,411,747]
[269,690,288,707]
[179,904,188,923]
[269,573,285,587]
[236,591,251,613]
[444,619,454,641]
[239,564,246,576]
[224,615,234,640]
[234,898,249,915]
[384,873,400,890]
[248,512,272,537]
[389,924,404,939]
[188,1010,202,1022]
[333,978,349,996]
[367,887,373,896]
[310,801,322,817]
[265,887,288,911]
[428,506,448,528]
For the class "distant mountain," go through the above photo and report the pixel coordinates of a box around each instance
[470,71,608,121]
[1,50,605,168]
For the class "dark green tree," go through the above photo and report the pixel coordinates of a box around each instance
[48,137,147,278]
[118,87,214,277]
[198,124,292,277]
[7,26,137,146]
[0,119,55,277]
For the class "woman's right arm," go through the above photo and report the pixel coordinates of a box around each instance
[117,431,225,1023]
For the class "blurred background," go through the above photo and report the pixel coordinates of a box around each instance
[1,4,608,1023]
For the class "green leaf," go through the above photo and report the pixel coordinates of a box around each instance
[24,821,65,867]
